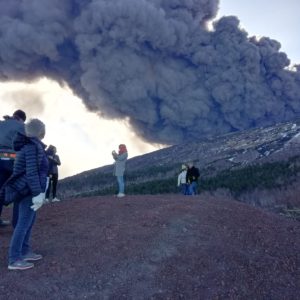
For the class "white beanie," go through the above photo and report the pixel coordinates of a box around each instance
[25,118,45,139]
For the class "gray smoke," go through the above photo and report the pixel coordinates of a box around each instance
[0,0,300,144]
[2,89,45,115]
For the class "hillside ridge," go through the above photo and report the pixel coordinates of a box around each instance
[59,118,300,200]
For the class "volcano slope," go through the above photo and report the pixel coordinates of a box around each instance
[0,194,299,299]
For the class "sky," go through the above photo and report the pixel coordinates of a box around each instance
[218,0,300,64]
[0,0,299,179]
[0,79,160,178]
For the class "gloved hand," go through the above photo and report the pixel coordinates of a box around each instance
[31,193,46,211]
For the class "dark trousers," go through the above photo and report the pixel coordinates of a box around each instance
[46,173,58,199]
[0,159,14,217]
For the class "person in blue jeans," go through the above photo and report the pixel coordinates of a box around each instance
[7,119,48,271]
[177,164,188,195]
[186,162,200,195]
[112,144,128,197]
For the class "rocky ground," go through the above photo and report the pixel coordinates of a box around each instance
[0,194,299,299]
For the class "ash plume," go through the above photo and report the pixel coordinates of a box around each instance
[0,0,300,144]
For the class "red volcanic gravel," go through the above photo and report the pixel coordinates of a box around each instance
[0,194,299,299]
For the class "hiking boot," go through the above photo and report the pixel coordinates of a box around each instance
[52,197,60,202]
[8,260,34,270]
[117,193,125,198]
[23,252,43,261]
[0,219,10,227]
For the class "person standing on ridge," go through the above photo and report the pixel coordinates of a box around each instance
[0,110,26,227]
[7,118,48,271]
[177,164,188,195]
[186,162,200,195]
[45,145,61,202]
[112,144,128,198]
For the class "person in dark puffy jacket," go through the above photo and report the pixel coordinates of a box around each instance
[186,162,200,195]
[0,109,26,227]
[45,145,61,202]
[7,118,48,271]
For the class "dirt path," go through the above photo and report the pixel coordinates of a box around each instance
[1,195,299,299]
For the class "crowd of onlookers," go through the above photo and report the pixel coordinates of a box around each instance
[0,109,131,271]
[0,109,200,271]
[0,110,61,270]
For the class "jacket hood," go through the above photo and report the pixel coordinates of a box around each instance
[118,144,127,154]
[13,132,28,151]
[46,148,54,155]
[13,132,46,151]
[46,145,56,155]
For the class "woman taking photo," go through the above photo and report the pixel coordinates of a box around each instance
[112,144,128,198]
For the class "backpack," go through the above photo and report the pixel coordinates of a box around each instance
[0,172,30,206]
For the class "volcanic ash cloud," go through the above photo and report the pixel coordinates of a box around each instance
[0,0,300,143]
